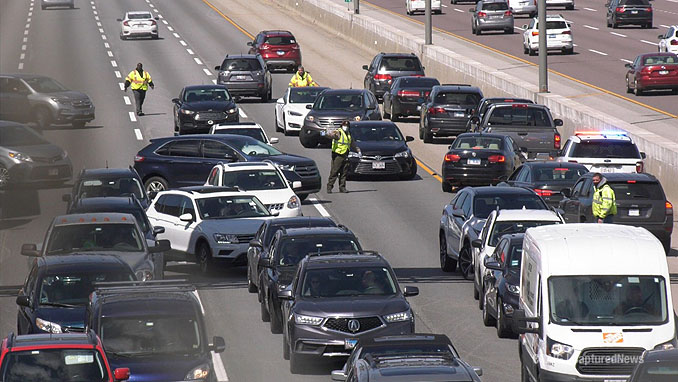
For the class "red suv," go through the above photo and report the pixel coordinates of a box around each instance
[247,30,301,72]
[0,331,130,381]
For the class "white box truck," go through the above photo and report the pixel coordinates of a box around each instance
[515,223,676,382]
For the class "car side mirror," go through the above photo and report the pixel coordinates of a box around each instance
[468,7,475,12]
[62,194,71,203]
[473,367,483,377]
[258,256,272,267]
[362,65,369,70]
[403,286,419,297]
[625,63,632,69]
[561,188,571,198]
[513,309,540,334]
[484,257,502,271]
[171,98,181,104]
[153,226,165,236]
[214,65,222,71]
[179,213,194,222]
[451,209,465,219]
[16,295,30,308]
[114,368,130,382]
[154,16,159,20]
[21,244,40,257]
[211,336,226,353]
[331,370,347,381]
[520,146,528,153]
[276,98,284,104]
[150,239,171,253]
[278,289,294,300]
[247,41,254,46]
[640,152,646,159]
[292,181,302,189]
[471,239,482,248]
[405,136,415,142]
[658,34,664,39]
[269,137,279,144]
[249,239,263,248]
[270,209,280,216]
[554,119,563,127]
[116,18,123,22]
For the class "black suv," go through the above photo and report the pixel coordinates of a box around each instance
[606,0,653,29]
[258,226,362,334]
[558,172,673,252]
[362,53,426,100]
[63,167,150,209]
[279,251,419,373]
[214,54,272,101]
[172,85,239,135]
[300,89,381,148]
[86,283,225,382]
[419,85,483,143]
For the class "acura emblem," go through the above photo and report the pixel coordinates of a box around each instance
[347,319,360,333]
[471,152,477,157]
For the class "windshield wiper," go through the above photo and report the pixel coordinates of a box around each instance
[39,302,82,308]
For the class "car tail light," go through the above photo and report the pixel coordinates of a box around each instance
[424,91,430,97]
[562,30,571,35]
[615,6,624,12]
[627,180,637,184]
[666,201,673,215]
[123,21,130,26]
[292,44,300,50]
[645,7,652,11]
[478,11,487,17]
[636,161,644,173]
[260,44,271,50]
[534,189,553,197]
[134,155,145,162]
[513,103,528,108]
[151,20,157,26]
[429,107,446,114]
[398,90,420,97]
[568,160,578,163]
[444,154,461,162]
[531,31,539,36]
[488,155,505,163]
[374,74,392,81]
[671,40,678,46]
[554,132,561,149]
[504,10,512,16]
[641,66,653,74]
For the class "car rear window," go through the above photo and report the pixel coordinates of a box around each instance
[400,78,440,88]
[621,0,650,5]
[571,141,640,158]
[264,35,296,45]
[532,167,587,182]
[609,182,664,201]
[486,106,551,126]
[434,92,481,107]
[380,57,423,71]
[221,58,262,71]
[213,128,266,143]
[473,195,546,219]
[128,13,152,19]
[452,136,503,150]
[289,87,326,103]
[643,56,678,65]
[483,2,509,10]
[538,21,568,29]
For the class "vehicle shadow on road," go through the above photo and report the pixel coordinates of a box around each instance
[47,125,105,131]
[0,188,41,222]
[394,267,473,284]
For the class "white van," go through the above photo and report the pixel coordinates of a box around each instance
[515,224,676,382]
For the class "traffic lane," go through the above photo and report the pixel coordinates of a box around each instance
[0,0,28,71]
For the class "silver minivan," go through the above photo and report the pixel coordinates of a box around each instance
[470,0,515,35]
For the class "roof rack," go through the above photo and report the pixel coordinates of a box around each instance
[92,280,195,294]
[306,250,381,258]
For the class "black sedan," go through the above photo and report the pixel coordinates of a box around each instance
[382,76,440,122]
[482,233,523,338]
[348,121,417,179]
[441,133,523,192]
[172,85,239,135]
[504,161,588,208]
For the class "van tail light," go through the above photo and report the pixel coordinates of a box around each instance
[134,155,145,162]
[534,189,553,197]
[562,30,571,35]
[444,154,461,162]
[636,161,644,173]
[554,132,561,149]
[374,74,392,81]
[398,90,420,97]
[615,6,624,12]
[504,10,512,16]
[666,201,673,215]
[477,11,487,17]
[532,31,539,36]
[429,107,446,114]
[488,155,505,163]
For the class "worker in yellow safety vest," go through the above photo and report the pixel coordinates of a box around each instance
[592,173,617,223]
[288,66,317,87]
[124,63,154,116]
[326,121,358,193]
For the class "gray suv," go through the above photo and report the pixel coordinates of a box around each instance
[278,251,419,373]
[470,0,514,35]
[362,53,425,101]
[0,74,95,129]
[215,54,272,102]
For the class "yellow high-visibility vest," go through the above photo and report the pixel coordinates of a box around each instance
[331,129,351,155]
[126,70,152,90]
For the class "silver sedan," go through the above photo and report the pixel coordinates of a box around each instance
[118,11,159,40]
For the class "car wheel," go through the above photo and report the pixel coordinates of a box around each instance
[34,107,52,129]
[247,267,257,293]
[626,77,633,94]
[612,19,618,29]
[423,130,433,143]
[505,28,513,34]
[275,110,282,132]
[634,79,643,96]
[646,22,652,29]
[144,176,168,194]
[523,44,529,54]
[459,246,473,280]
[473,280,480,300]
[496,296,513,338]
[0,164,9,190]
[482,290,496,326]
[564,47,574,55]
[477,282,484,308]
[661,238,671,254]
[528,47,536,56]
[282,333,290,360]
[439,232,457,272]
[401,164,417,180]
[72,121,86,129]
[606,19,611,28]
[289,350,303,374]
[566,4,574,10]
[152,34,159,40]
[197,243,213,275]
[269,301,283,334]
[260,297,270,322]
[382,103,391,119]
[391,104,399,122]
[442,181,452,193]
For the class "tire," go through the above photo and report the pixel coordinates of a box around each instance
[298,194,308,202]
[269,302,283,334]
[120,35,126,40]
[473,281,480,300]
[607,19,611,28]
[496,296,513,338]
[528,47,536,56]
[565,4,574,10]
[482,290,496,326]
[452,0,457,4]
[34,107,52,129]
[661,238,671,254]
[282,334,290,360]
[0,164,9,190]
[144,176,168,194]
[275,110,282,132]
[261,88,270,102]
[423,130,433,143]
[391,104,399,122]
[505,28,513,34]
[564,47,574,55]
[401,164,417,180]
[152,34,159,40]
[197,242,213,275]
[459,246,473,280]
[382,103,391,119]
[626,78,633,94]
[260,298,270,322]
[478,283,484,309]
[442,181,452,193]
[612,20,618,29]
[634,79,643,96]
[418,126,424,139]
[646,22,652,29]
[439,232,457,272]
[523,45,529,55]
[247,267,258,293]
[289,351,303,374]
[72,121,86,129]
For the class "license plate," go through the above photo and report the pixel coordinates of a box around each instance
[372,161,385,169]
[600,166,615,173]
[236,75,248,80]
[659,70,669,75]
[631,10,638,13]
[345,338,358,349]
[48,168,59,176]
[629,209,640,216]
[454,112,465,117]
[490,15,503,19]
[468,158,481,165]
[277,50,285,55]
[548,34,556,39]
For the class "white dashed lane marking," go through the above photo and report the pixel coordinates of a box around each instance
[203,68,212,76]
[134,129,143,140]
[309,197,331,217]
[194,57,203,65]
[641,40,658,46]
[583,25,599,30]
[173,32,180,38]
[187,49,194,55]
[584,7,597,11]
[621,58,633,63]
[118,83,125,90]
[454,8,464,12]
[129,112,137,122]
[179,40,187,46]
[610,32,627,37]
[18,63,24,70]
[124,96,131,105]
[107,51,114,57]
[111,60,118,67]
[167,26,174,32]
[115,71,121,78]
[239,109,247,119]
[588,49,608,56]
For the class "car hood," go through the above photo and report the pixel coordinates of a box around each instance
[240,189,295,204]
[246,154,315,167]
[308,109,365,119]
[285,103,312,114]
[34,306,86,330]
[79,251,150,273]
[294,295,409,317]
[354,141,408,156]
[197,217,268,235]
[107,353,209,382]
[182,100,235,112]
[3,143,65,161]
[46,90,90,101]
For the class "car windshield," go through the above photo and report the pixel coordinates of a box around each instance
[24,77,68,93]
[264,35,295,45]
[77,177,145,200]
[483,2,509,10]
[128,12,152,19]
[183,88,231,102]
[221,169,286,190]
[532,167,587,183]
[100,316,201,356]
[571,141,640,158]
[289,88,325,103]
[276,237,361,266]
[489,220,560,246]
[0,349,108,382]
[399,78,440,88]
[315,94,364,110]
[213,128,266,143]
[487,106,551,126]
[229,138,282,156]
[635,361,678,382]
[548,275,668,326]
[452,136,503,150]
[301,267,397,297]
[434,92,480,107]
[609,182,664,200]
[380,57,423,71]
[643,56,677,65]
[221,58,261,71]
[46,224,144,254]
[196,196,270,219]
[0,124,48,146]
[473,195,546,219]
[350,125,403,142]
[39,270,134,306]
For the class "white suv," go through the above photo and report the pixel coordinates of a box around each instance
[146,187,273,273]
[557,131,646,173]
[658,25,678,54]
[472,209,563,307]
[523,15,574,56]
[210,122,279,145]
[205,162,302,217]
[406,0,442,15]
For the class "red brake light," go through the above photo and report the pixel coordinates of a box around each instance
[532,31,539,36]
[671,40,678,46]
[554,168,569,171]
[151,20,157,26]
[513,103,529,108]
[534,189,553,197]
[554,133,561,149]
[444,154,461,162]
[636,162,644,173]
[615,6,624,12]
[477,11,487,17]
[429,107,445,114]
[134,155,145,162]
[374,74,392,81]
[562,30,571,35]
[114,368,131,381]
[646,7,652,11]
[424,91,430,97]
[488,154,505,163]
[627,180,637,184]
[398,90,420,97]
[504,10,512,16]
[123,21,130,26]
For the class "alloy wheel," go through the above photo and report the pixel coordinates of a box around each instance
[0,165,9,189]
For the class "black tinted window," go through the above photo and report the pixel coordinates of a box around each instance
[202,140,236,159]
[473,195,546,218]
[452,136,503,149]
[544,21,568,29]
[434,92,481,107]
[264,35,296,45]
[163,140,200,157]
[483,2,508,10]
[380,57,422,71]
[221,58,262,71]
[183,88,230,102]
[162,195,183,217]
[571,141,640,158]
[350,125,403,141]
[487,106,551,126]
[316,94,363,110]
[532,166,587,182]
[609,182,664,200]
[289,88,326,103]
[621,0,649,5]
[399,78,440,88]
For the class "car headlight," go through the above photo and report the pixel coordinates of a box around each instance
[348,151,362,158]
[8,152,33,162]
[655,338,678,350]
[294,313,323,326]
[50,97,69,104]
[185,363,210,380]
[546,337,574,360]
[36,318,62,334]
[135,270,154,282]
[383,310,412,323]
[305,115,315,122]
[275,163,295,171]
[214,233,239,244]
[180,109,195,115]
[394,150,410,158]
[288,111,303,117]
[227,108,237,114]
[506,284,520,294]
[354,116,361,121]
[287,195,300,209]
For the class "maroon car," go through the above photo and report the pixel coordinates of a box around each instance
[247,30,301,72]
[625,52,678,95]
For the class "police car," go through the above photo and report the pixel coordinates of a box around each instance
[557,131,646,173]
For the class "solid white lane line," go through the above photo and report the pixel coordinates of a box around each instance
[583,25,599,30]
[18,63,24,70]
[179,40,187,46]
[187,48,194,55]
[167,26,174,32]
[134,129,143,140]
[454,8,464,12]
[194,57,203,65]
[129,112,137,122]
[203,68,212,76]
[173,32,180,38]
[111,60,118,67]
[238,109,247,118]
[584,7,597,11]
[641,39,658,46]
[118,83,125,90]
[124,96,131,105]
[621,58,633,63]
[115,71,121,78]
[610,32,627,37]
[309,197,331,217]
[20,53,25,60]
[107,51,114,57]
[588,49,608,56]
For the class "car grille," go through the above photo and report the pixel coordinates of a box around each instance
[294,164,319,179]
[266,203,284,211]
[362,155,395,161]
[323,317,384,334]
[317,118,347,128]
[196,112,227,121]
[355,160,402,175]
[236,234,255,243]
[71,99,92,109]
[575,348,644,375]
[32,154,63,163]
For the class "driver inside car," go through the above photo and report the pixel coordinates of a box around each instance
[616,285,656,316]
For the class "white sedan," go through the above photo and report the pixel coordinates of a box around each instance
[658,25,678,54]
[406,0,442,15]
[274,86,328,136]
[119,11,159,40]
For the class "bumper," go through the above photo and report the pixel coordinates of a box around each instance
[263,58,301,69]
[217,81,266,96]
[477,18,514,31]
[54,107,95,124]
[529,40,574,51]
[442,165,510,186]
[615,15,652,25]
[348,157,416,176]
[41,0,73,6]
[637,76,678,90]
[427,118,470,136]
[546,0,574,5]
[409,4,442,11]
[177,114,238,134]
[300,124,332,144]
[8,161,73,185]
[284,114,305,131]
[538,369,630,382]
[214,243,250,265]
[392,99,422,117]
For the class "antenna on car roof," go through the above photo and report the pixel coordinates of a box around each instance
[105,160,109,169]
